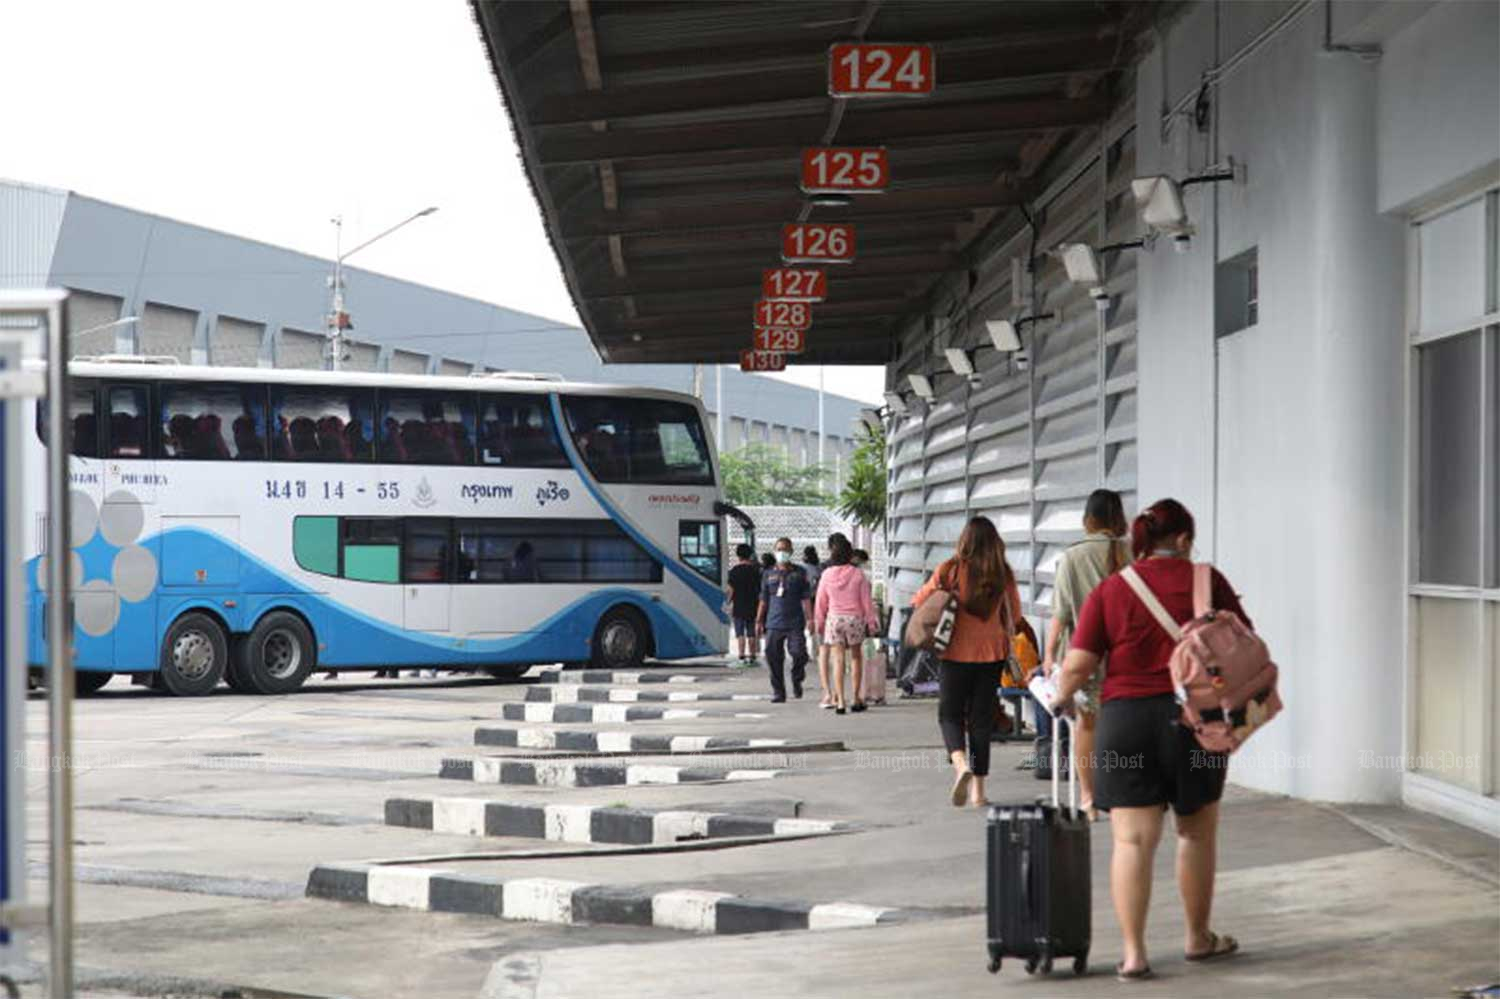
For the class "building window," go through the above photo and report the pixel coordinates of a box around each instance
[1215,247,1258,337]
[1417,329,1485,586]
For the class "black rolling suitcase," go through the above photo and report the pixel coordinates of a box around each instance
[985,715,1090,976]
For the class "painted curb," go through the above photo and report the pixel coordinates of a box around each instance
[531,669,715,685]
[439,757,786,787]
[307,863,902,935]
[523,686,773,704]
[500,703,769,723]
[473,727,843,755]
[384,796,847,844]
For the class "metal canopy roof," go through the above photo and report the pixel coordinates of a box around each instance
[470,0,1155,365]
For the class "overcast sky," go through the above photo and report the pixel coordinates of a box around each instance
[3,0,886,404]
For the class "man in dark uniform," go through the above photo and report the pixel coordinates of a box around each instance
[756,536,813,702]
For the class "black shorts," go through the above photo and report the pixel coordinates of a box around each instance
[1093,694,1227,816]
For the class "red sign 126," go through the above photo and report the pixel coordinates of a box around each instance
[754,299,811,330]
[801,147,888,193]
[782,223,855,264]
[740,350,787,372]
[828,43,934,97]
[753,328,806,354]
[762,268,827,302]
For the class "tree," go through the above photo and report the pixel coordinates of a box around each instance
[720,443,829,506]
[836,423,887,534]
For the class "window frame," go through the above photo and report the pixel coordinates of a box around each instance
[103,381,153,460]
[375,388,479,467]
[157,380,271,462]
[269,382,376,464]
[475,390,571,469]
[678,519,722,584]
[561,394,715,486]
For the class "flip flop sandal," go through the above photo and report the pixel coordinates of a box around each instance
[1185,932,1240,962]
[1116,963,1154,982]
[950,770,973,807]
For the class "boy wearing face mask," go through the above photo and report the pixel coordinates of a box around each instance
[757,537,813,702]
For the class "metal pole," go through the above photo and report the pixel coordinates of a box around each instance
[715,365,723,451]
[817,365,825,490]
[43,294,74,999]
[327,217,343,372]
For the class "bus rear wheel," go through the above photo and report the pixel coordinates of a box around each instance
[159,613,229,696]
[233,612,316,695]
[482,665,529,682]
[592,607,649,670]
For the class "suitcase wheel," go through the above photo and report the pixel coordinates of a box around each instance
[1073,955,1088,976]
[1040,955,1053,975]
[987,959,1001,974]
[1024,956,1038,975]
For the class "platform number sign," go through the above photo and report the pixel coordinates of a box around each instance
[740,350,788,372]
[754,300,811,330]
[752,328,806,354]
[828,43,934,97]
[782,223,855,264]
[801,147,888,194]
[762,268,827,302]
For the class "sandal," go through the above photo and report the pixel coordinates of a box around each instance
[950,770,973,807]
[1185,932,1239,962]
[1116,963,1154,982]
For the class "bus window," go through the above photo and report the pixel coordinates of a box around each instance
[342,518,401,583]
[678,521,721,582]
[271,386,374,463]
[35,379,101,457]
[562,396,712,485]
[403,519,451,582]
[378,391,476,465]
[159,383,268,460]
[477,393,569,468]
[105,385,149,459]
[455,518,661,584]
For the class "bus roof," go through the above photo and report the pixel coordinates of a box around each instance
[27,357,705,408]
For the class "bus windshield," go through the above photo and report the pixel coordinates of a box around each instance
[561,395,713,486]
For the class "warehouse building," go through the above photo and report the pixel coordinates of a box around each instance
[0,178,865,486]
[470,0,1498,834]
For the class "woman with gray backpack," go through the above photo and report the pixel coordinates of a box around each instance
[1039,497,1280,981]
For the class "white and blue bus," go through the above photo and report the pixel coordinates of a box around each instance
[25,359,745,695]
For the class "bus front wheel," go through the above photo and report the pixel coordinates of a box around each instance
[159,613,229,696]
[75,671,113,696]
[592,607,649,670]
[233,612,316,695]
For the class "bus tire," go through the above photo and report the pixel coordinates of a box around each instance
[159,613,229,696]
[75,671,113,696]
[592,606,649,670]
[235,612,316,695]
[482,665,529,682]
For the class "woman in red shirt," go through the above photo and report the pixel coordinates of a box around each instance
[911,516,1022,808]
[1046,499,1246,981]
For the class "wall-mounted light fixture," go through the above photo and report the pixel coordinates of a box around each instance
[985,319,1022,352]
[943,348,975,377]
[1131,158,1241,253]
[883,390,908,415]
[907,372,934,400]
[859,408,884,433]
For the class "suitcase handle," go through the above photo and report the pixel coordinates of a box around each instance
[1050,715,1079,819]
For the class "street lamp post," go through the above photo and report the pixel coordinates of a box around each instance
[326,207,438,371]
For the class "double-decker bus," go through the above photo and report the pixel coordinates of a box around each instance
[25,359,741,695]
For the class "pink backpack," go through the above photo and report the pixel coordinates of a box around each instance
[1119,563,1283,754]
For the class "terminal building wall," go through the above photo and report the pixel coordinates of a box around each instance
[886,0,1498,831]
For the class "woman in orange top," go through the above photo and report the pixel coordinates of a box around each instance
[911,516,1023,807]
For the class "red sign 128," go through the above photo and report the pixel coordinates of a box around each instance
[754,299,811,329]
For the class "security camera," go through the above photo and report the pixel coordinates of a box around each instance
[1173,234,1192,255]
[1014,349,1031,372]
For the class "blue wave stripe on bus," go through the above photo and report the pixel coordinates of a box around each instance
[547,394,729,623]
[27,527,713,671]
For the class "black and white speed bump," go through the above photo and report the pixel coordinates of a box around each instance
[500,703,768,723]
[439,757,786,786]
[306,863,902,934]
[384,796,846,844]
[473,726,842,755]
[524,686,772,704]
[530,669,716,685]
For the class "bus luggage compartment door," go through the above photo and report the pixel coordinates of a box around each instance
[403,585,450,634]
